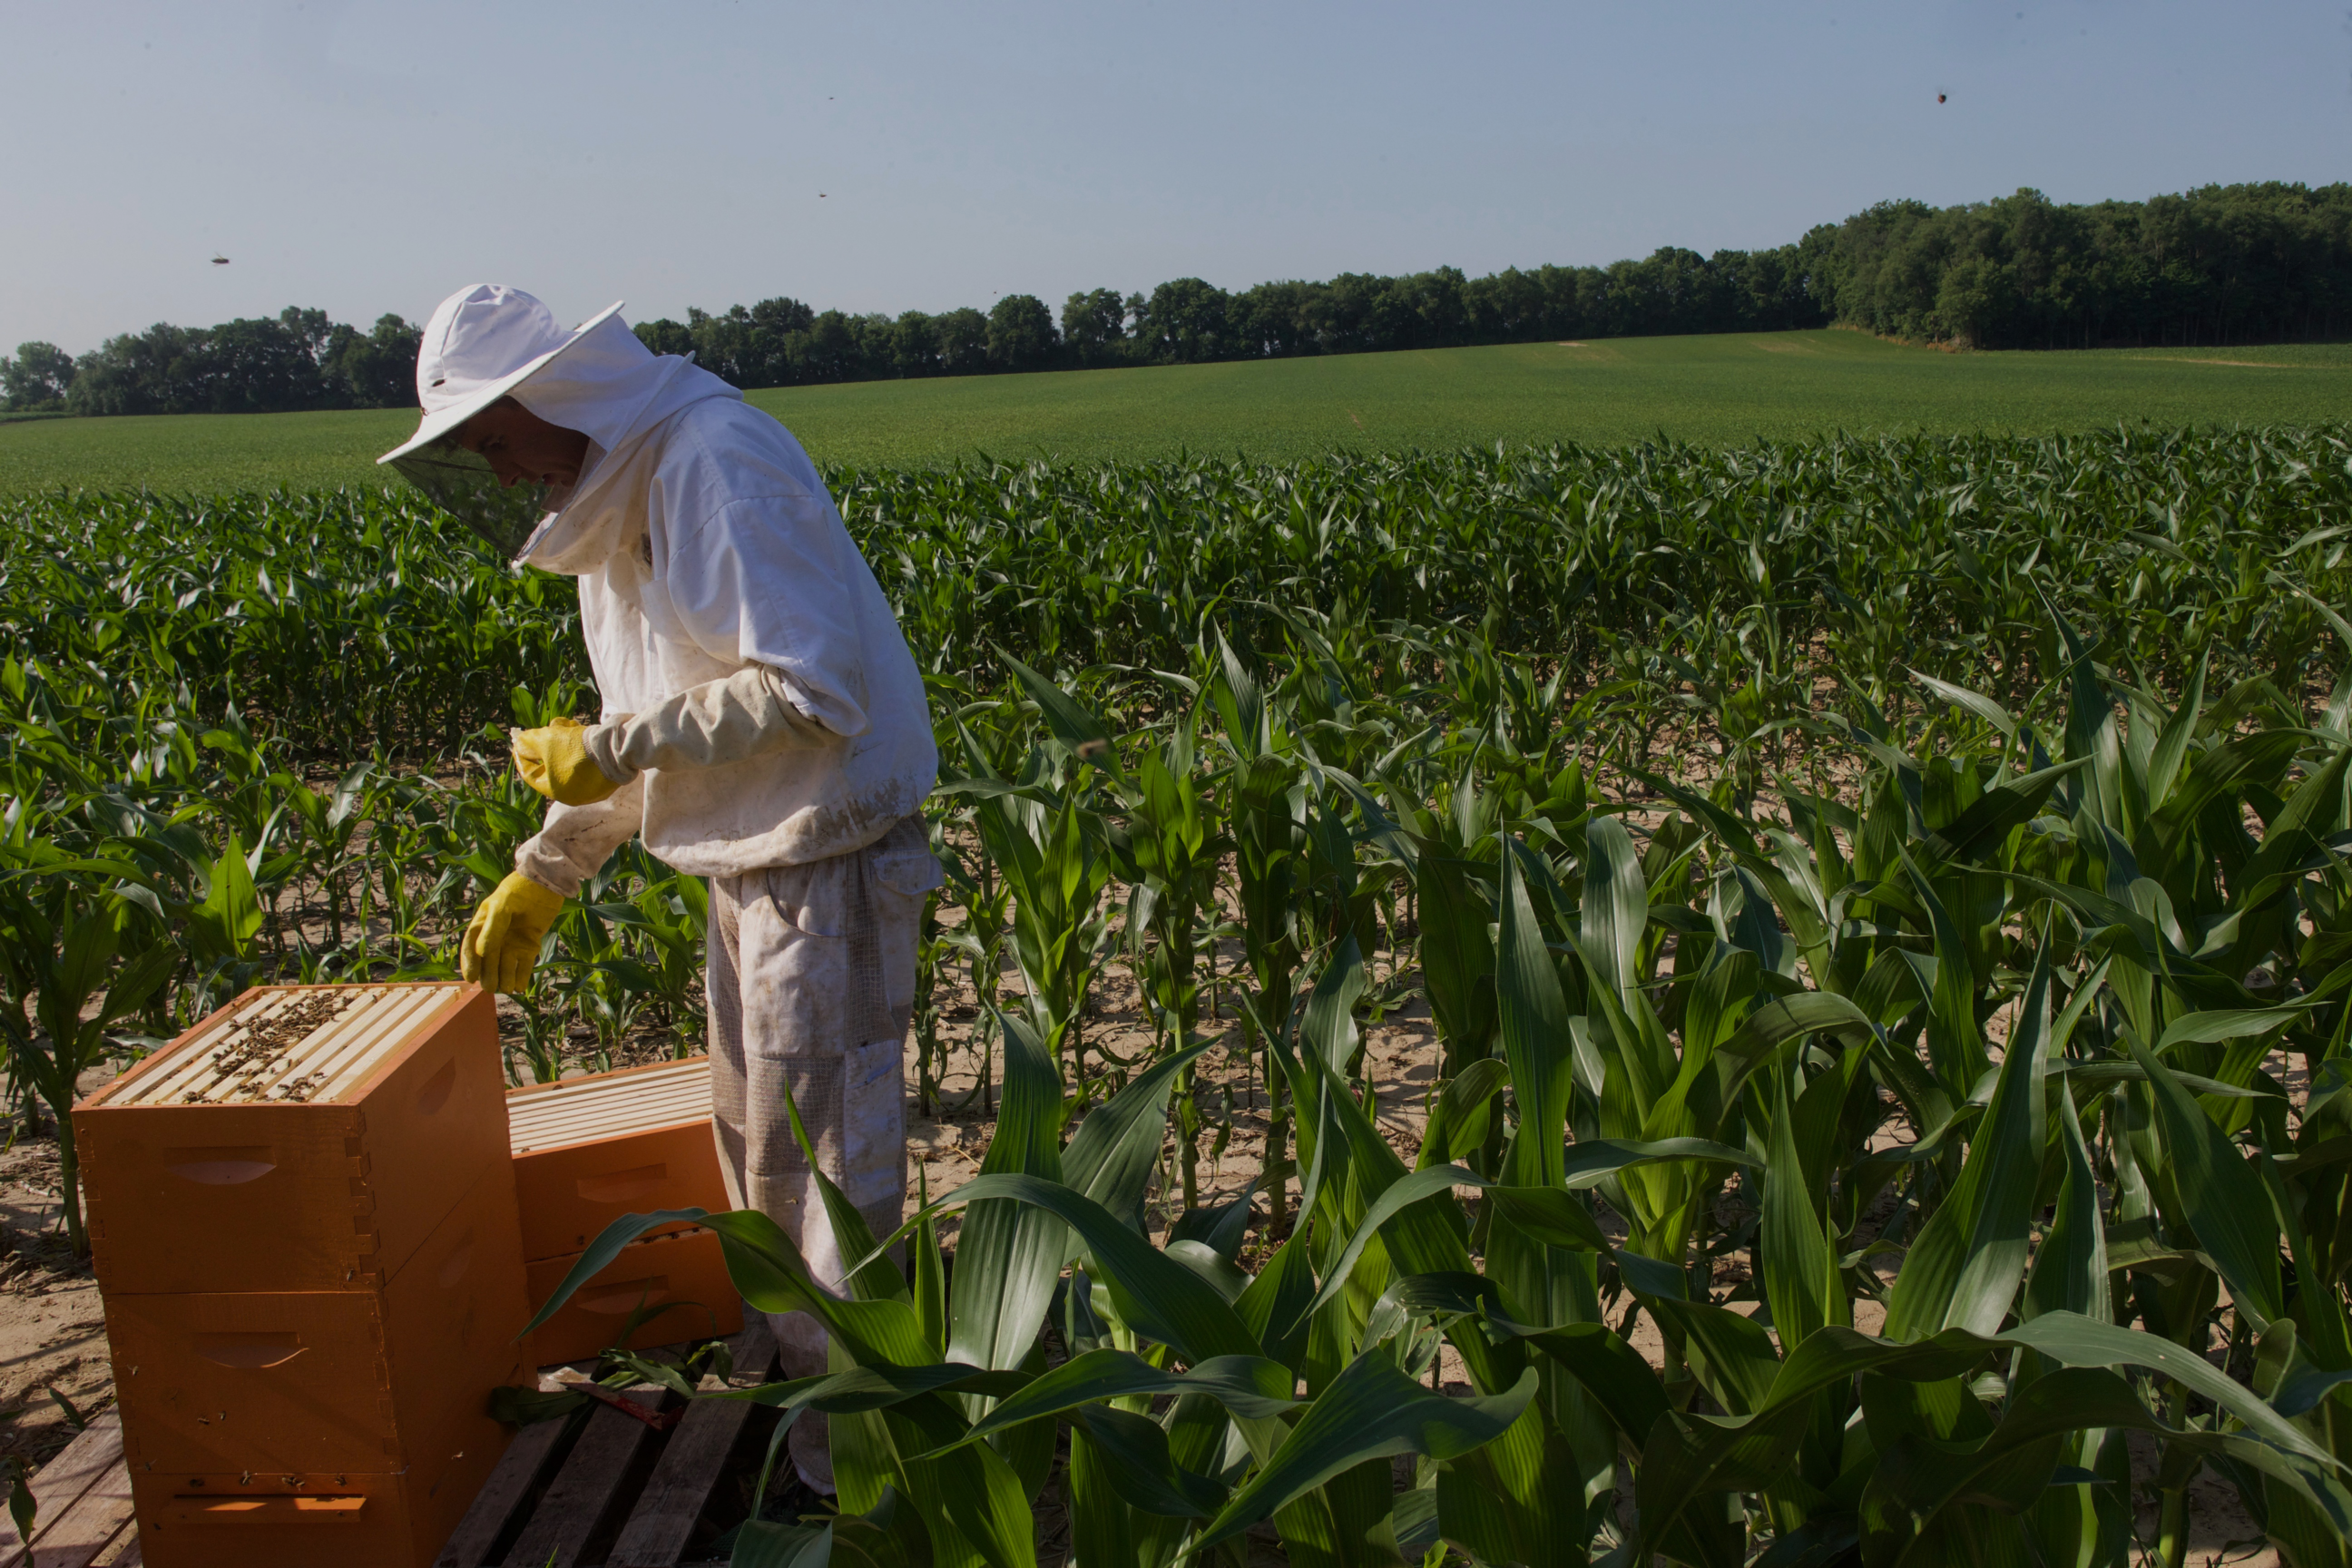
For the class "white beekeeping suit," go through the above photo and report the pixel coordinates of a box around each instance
[380,285,939,1491]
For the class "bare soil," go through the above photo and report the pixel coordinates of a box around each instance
[0,1102,115,1489]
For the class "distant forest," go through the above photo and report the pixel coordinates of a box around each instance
[9,181,2351,416]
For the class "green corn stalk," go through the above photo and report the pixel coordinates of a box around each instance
[0,848,177,1257]
[1209,629,1309,1236]
[935,828,1013,1114]
[1113,730,1222,1206]
[940,716,1114,1089]
[1004,655,1228,1204]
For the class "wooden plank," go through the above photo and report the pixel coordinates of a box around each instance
[19,1452,133,1568]
[607,1318,780,1568]
[433,1409,578,1568]
[0,1416,125,1568]
[500,1390,667,1568]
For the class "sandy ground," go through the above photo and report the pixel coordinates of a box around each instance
[0,1069,120,1487]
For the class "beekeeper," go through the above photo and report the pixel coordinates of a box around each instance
[378,284,938,1492]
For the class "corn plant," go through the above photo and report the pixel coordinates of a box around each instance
[932,818,1014,1114]
[0,848,176,1256]
[1020,664,1226,1200]
[516,585,2352,1565]
[940,712,1117,1088]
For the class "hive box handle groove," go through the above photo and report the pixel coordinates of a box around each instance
[192,1332,308,1368]
[165,1147,276,1184]
[414,1058,458,1116]
[574,1164,666,1204]
[438,1234,476,1289]
[163,1494,368,1524]
[578,1279,670,1315]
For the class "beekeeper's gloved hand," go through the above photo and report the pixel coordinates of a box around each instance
[513,716,624,806]
[461,873,564,994]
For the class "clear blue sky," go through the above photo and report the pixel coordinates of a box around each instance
[5,0,2345,357]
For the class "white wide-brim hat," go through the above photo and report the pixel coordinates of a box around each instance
[378,292,625,466]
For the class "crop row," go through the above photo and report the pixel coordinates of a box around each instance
[11,426,2351,760]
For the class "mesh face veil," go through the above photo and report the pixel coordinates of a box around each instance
[384,435,554,560]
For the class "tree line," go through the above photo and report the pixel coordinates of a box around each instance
[1805,181,2352,349]
[2,309,421,417]
[630,242,1823,389]
[8,181,2349,415]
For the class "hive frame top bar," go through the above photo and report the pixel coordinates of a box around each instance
[100,984,466,1108]
[505,1055,711,1153]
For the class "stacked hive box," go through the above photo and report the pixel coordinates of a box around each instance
[506,1056,740,1364]
[74,984,532,1568]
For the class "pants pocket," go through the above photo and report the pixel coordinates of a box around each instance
[870,818,946,903]
[756,858,855,939]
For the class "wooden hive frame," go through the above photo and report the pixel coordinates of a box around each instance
[104,985,463,1108]
[505,1057,714,1161]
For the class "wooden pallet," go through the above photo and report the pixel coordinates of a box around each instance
[0,1412,140,1568]
[436,1315,780,1568]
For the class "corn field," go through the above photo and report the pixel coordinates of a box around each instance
[8,426,2352,1566]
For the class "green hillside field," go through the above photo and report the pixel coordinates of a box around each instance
[5,328,2350,495]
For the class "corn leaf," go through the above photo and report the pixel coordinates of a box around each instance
[946,1010,1066,1372]
[1882,953,2053,1339]
[1191,1351,1538,1553]
[928,1349,1296,1453]
[2122,1035,2286,1328]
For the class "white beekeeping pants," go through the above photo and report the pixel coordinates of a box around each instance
[706,815,939,1492]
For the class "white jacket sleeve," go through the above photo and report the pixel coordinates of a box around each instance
[514,773,647,897]
[662,493,878,740]
[579,664,836,785]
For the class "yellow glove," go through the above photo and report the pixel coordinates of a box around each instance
[461,873,565,995]
[513,716,623,806]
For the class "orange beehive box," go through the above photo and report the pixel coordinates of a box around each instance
[106,1158,531,1475]
[505,1056,743,1362]
[80,983,532,1568]
[505,1054,730,1262]
[110,1156,531,1567]
[524,1226,743,1365]
[76,984,510,1295]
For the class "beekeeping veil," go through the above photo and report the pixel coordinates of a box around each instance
[377,284,738,563]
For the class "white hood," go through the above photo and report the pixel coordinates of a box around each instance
[511,313,741,572]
